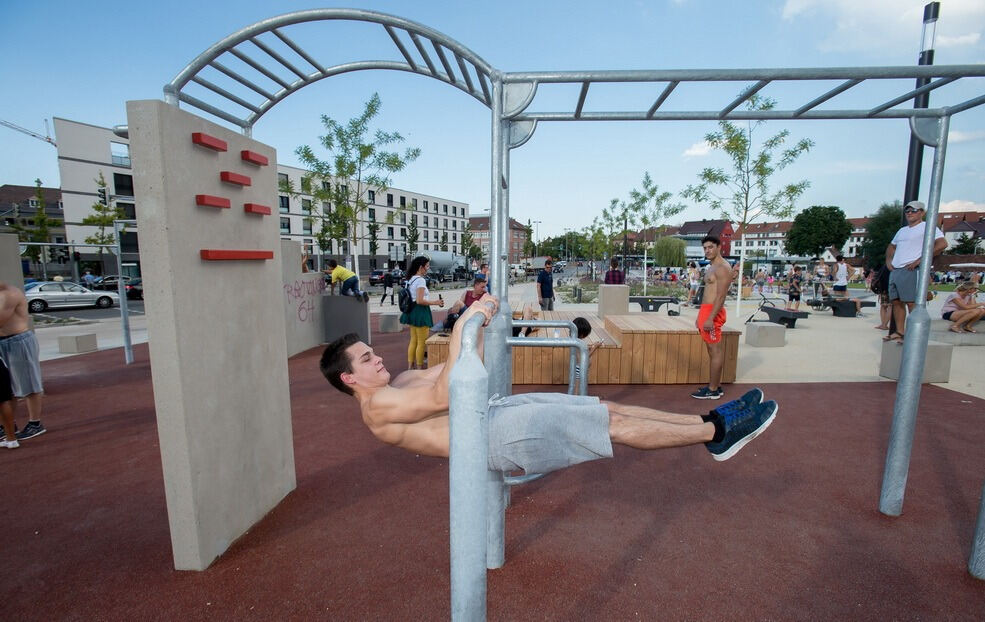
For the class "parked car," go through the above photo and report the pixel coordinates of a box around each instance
[368,270,386,286]
[90,275,131,291]
[24,281,119,312]
[125,278,143,300]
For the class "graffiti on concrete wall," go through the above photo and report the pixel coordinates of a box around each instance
[283,278,326,323]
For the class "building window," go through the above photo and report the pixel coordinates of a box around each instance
[400,196,406,207]
[278,173,288,184]
[452,232,457,242]
[280,218,290,234]
[423,216,429,227]
[279,196,289,213]
[434,203,439,213]
[113,173,134,198]
[386,193,394,206]
[443,204,448,214]
[110,142,130,167]
[443,218,448,228]
[321,181,330,192]
[322,201,331,214]
[423,200,429,211]
[400,227,407,238]
[411,214,417,225]
[302,219,312,234]
[118,202,136,219]
[368,190,375,204]
[301,199,312,212]
[423,230,429,241]
[453,220,458,230]
[387,226,394,238]
[368,208,376,221]
[400,212,406,225]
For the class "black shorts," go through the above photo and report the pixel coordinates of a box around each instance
[0,359,12,403]
[788,293,801,301]
[833,284,847,292]
[942,311,953,321]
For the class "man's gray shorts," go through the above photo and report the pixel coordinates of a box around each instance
[0,331,43,397]
[888,268,917,303]
[539,297,554,311]
[487,392,612,474]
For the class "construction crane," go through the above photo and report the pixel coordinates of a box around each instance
[0,118,56,147]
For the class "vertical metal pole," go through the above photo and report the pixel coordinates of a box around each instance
[879,115,949,516]
[449,314,489,621]
[902,2,939,205]
[971,479,985,579]
[484,79,508,570]
[114,221,134,365]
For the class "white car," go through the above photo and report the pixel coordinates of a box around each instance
[24,281,119,312]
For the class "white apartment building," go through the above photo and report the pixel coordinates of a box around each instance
[53,117,468,275]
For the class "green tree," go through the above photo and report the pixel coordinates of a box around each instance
[681,94,813,310]
[584,219,610,279]
[294,93,420,277]
[406,215,420,254]
[11,178,63,267]
[629,172,686,253]
[948,233,979,255]
[601,198,638,258]
[653,236,687,267]
[439,231,448,251]
[785,205,852,258]
[460,223,481,261]
[367,222,380,256]
[860,201,903,269]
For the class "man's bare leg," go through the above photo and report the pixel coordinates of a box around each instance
[24,392,41,423]
[706,341,724,391]
[891,300,907,336]
[604,401,703,425]
[608,412,715,450]
[0,401,15,441]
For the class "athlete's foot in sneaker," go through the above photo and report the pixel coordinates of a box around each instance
[15,421,45,441]
[706,400,777,461]
[691,386,723,400]
[1,438,19,449]
[738,388,763,408]
[361,292,370,303]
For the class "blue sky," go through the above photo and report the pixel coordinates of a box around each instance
[2,0,983,240]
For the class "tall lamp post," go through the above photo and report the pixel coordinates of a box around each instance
[531,220,541,256]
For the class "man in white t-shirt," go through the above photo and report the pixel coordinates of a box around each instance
[884,201,948,342]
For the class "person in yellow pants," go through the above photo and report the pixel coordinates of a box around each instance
[399,256,444,369]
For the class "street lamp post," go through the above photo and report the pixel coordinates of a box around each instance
[532,220,541,257]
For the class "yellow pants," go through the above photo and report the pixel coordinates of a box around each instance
[407,325,430,366]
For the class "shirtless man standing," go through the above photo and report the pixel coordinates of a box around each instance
[691,235,734,400]
[320,293,777,469]
[0,282,46,440]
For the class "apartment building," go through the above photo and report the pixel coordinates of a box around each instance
[53,117,468,275]
[468,215,529,264]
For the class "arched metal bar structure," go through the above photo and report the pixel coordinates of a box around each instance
[161,8,985,618]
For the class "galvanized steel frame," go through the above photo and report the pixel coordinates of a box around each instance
[163,9,985,616]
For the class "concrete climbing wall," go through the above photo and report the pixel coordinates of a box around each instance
[126,99,296,570]
[281,240,326,357]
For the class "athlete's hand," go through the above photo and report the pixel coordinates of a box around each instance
[703,319,714,332]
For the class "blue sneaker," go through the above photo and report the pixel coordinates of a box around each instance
[738,388,763,408]
[706,400,777,461]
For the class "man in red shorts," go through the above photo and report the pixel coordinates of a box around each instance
[692,235,734,400]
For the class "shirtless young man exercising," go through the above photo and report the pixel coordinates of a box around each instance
[691,235,735,400]
[321,293,776,471]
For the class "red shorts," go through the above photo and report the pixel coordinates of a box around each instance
[697,304,726,344]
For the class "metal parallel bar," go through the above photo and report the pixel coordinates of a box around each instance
[879,114,950,517]
[249,36,309,81]
[272,28,325,74]
[506,328,589,396]
[176,92,251,129]
[209,60,276,100]
[228,47,293,90]
[409,32,440,78]
[574,82,590,119]
[448,313,489,622]
[503,64,985,83]
[477,72,492,103]
[432,41,459,86]
[719,79,770,117]
[867,76,958,117]
[190,76,262,113]
[793,79,862,116]
[516,108,947,121]
[455,54,476,95]
[946,92,985,115]
[972,479,985,578]
[383,25,419,72]
[646,81,678,118]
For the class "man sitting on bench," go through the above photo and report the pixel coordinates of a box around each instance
[320,294,778,471]
[831,255,864,316]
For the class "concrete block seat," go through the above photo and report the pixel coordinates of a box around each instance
[879,339,953,383]
[58,333,97,354]
[756,306,809,328]
[629,295,680,313]
[829,299,876,317]
[929,319,985,346]
[745,322,785,347]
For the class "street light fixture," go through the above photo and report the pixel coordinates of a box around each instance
[531,220,542,256]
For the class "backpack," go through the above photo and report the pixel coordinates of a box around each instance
[398,277,419,314]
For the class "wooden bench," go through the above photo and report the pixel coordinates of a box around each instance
[829,299,876,317]
[758,306,809,328]
[425,311,739,386]
[628,296,680,313]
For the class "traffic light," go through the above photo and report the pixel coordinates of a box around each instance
[96,188,108,206]
[57,248,69,264]
[72,251,81,262]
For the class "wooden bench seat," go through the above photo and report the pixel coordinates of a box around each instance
[425,309,739,386]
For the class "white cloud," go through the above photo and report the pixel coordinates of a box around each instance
[781,0,985,55]
[949,130,985,144]
[940,199,985,213]
[682,141,711,157]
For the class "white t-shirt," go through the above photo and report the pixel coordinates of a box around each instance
[890,222,945,268]
[835,262,849,286]
[409,275,429,304]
